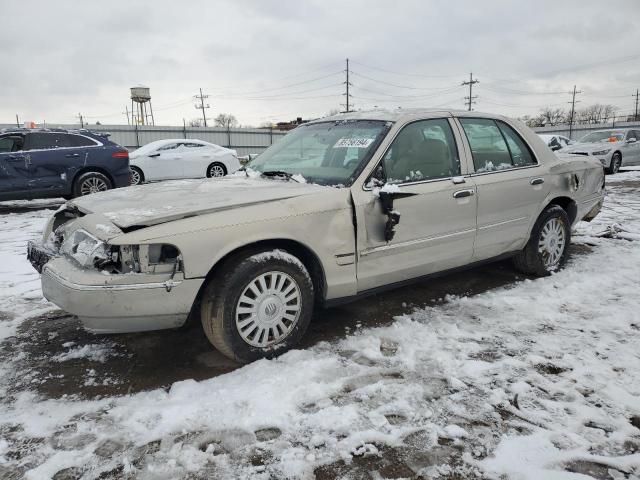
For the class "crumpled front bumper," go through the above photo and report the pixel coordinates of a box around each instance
[40,255,203,333]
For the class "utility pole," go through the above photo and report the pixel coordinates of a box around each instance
[15,114,19,127]
[123,106,130,125]
[567,85,582,139]
[77,113,84,128]
[633,89,639,121]
[462,72,479,111]
[342,58,353,113]
[194,88,210,127]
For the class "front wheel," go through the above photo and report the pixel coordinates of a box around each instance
[606,152,622,174]
[200,249,314,363]
[513,205,571,276]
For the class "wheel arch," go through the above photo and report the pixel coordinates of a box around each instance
[130,165,145,182]
[545,196,578,224]
[191,238,327,320]
[71,166,116,190]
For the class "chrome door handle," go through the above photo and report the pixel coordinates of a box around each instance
[453,189,475,199]
[65,153,80,158]
[530,177,544,185]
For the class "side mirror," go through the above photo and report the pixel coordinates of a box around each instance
[148,152,160,158]
[627,137,637,143]
[378,188,417,242]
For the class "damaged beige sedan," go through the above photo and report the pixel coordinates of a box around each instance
[28,109,605,363]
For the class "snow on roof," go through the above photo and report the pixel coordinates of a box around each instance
[131,138,228,155]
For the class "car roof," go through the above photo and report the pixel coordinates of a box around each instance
[307,108,514,124]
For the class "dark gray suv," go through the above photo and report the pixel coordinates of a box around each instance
[0,128,130,201]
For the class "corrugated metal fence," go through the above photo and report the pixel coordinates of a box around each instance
[0,124,289,155]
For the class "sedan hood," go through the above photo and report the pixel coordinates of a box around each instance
[67,177,330,229]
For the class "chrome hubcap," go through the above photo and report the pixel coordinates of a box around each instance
[235,271,301,348]
[130,168,141,185]
[538,217,566,269]
[210,165,225,177]
[80,177,108,195]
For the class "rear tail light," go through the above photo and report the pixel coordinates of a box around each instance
[112,150,129,159]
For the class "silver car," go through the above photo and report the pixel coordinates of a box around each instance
[27,109,605,363]
[565,128,640,174]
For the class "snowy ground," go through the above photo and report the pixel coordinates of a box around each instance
[0,171,640,480]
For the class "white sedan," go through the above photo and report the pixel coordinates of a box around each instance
[129,139,241,185]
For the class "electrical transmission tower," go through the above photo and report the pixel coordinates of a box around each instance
[567,85,582,139]
[194,88,210,127]
[462,72,479,111]
[341,58,354,113]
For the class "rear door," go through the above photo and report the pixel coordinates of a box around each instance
[456,117,549,261]
[0,135,30,199]
[25,132,78,196]
[180,142,210,178]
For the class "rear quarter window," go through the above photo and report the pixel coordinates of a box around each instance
[68,135,98,147]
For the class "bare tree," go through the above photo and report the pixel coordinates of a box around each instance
[576,104,618,124]
[214,113,239,129]
[520,114,544,128]
[189,118,203,127]
[539,107,566,126]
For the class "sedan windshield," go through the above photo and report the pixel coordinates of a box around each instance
[578,131,625,143]
[249,120,390,186]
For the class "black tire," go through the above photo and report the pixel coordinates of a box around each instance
[513,205,571,277]
[200,249,314,363]
[207,162,227,178]
[72,171,113,198]
[130,166,144,185]
[605,152,622,175]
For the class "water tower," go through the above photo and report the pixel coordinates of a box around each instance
[130,86,155,125]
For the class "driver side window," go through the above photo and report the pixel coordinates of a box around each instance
[382,118,460,184]
[158,143,179,151]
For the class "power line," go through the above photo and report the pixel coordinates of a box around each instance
[462,72,479,111]
[350,71,455,90]
[350,59,464,79]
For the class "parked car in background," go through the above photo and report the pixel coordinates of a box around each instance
[129,139,240,185]
[538,133,573,151]
[0,128,130,201]
[564,128,640,174]
[28,109,605,363]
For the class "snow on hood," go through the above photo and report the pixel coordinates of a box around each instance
[566,140,621,152]
[66,177,329,229]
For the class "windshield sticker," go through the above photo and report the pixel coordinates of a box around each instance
[333,138,374,148]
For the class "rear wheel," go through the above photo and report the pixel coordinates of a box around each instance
[207,162,227,178]
[130,166,144,185]
[606,152,622,174]
[200,249,314,363]
[513,205,570,276]
[72,171,112,198]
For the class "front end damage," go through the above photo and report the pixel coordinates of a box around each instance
[27,205,202,333]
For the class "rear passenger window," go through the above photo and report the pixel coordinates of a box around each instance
[68,135,97,147]
[459,118,536,172]
[26,133,71,150]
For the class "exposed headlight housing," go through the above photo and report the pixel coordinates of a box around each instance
[592,149,611,156]
[61,229,112,269]
[116,244,182,274]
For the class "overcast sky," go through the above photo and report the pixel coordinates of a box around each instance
[3,0,640,127]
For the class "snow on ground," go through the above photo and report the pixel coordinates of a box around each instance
[0,176,640,479]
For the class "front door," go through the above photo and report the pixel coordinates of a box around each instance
[0,135,30,199]
[456,117,550,261]
[353,117,477,292]
[153,142,185,180]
